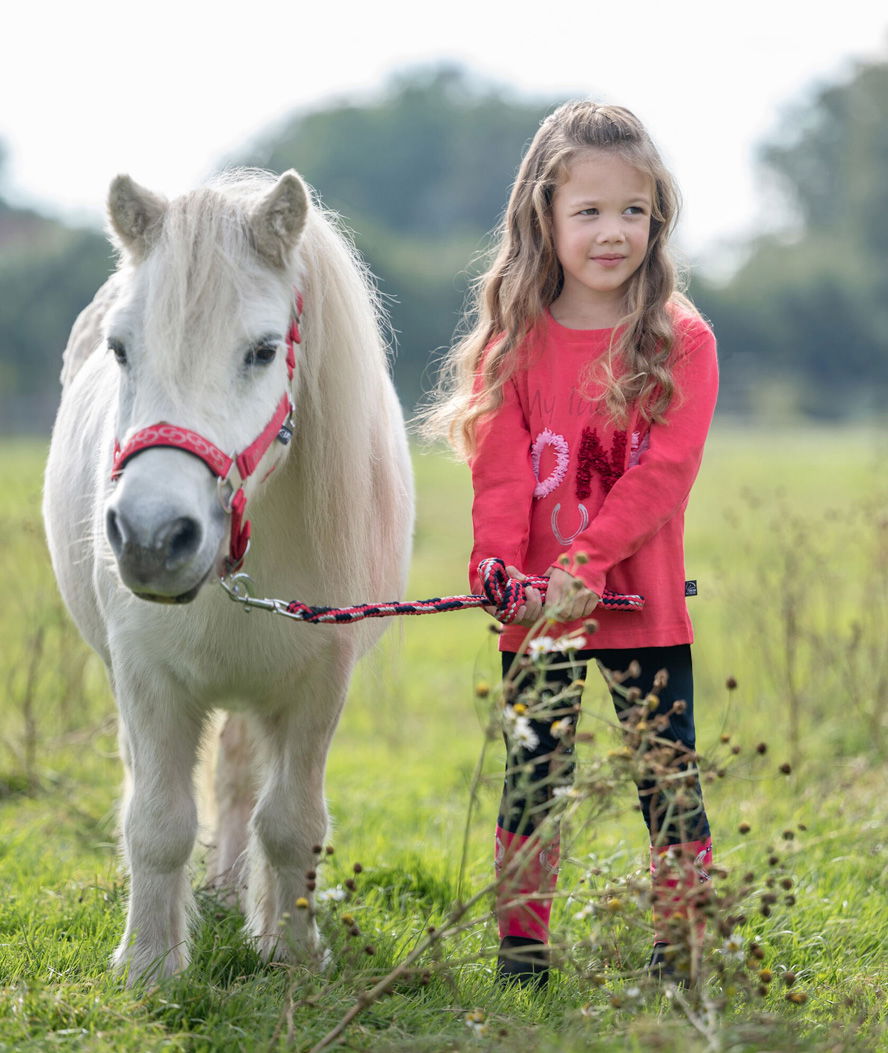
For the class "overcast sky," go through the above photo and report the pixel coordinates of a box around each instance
[2,0,886,273]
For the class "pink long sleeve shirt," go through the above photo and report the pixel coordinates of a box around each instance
[468,308,718,652]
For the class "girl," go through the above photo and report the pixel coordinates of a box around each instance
[422,101,718,987]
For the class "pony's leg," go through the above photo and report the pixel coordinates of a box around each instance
[112,688,204,984]
[206,713,255,905]
[245,663,350,964]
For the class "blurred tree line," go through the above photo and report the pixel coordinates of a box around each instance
[0,61,885,432]
[693,56,888,418]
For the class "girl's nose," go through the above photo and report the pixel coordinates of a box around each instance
[596,216,627,243]
[596,225,626,244]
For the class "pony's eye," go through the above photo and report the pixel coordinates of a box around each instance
[108,338,127,366]
[244,343,277,368]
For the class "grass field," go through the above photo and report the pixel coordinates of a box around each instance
[1,423,886,1052]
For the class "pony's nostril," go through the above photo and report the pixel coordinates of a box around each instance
[106,508,124,556]
[164,517,202,569]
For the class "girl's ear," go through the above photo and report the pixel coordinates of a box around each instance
[107,175,168,261]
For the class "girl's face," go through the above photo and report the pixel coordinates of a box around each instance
[550,149,653,325]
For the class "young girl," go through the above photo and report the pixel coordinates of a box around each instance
[422,101,718,987]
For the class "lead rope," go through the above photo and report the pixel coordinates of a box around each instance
[218,556,644,625]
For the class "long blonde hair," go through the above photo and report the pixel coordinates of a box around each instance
[419,100,696,457]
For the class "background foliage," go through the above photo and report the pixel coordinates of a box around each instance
[0,60,886,430]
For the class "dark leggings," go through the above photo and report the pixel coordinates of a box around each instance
[499,644,710,848]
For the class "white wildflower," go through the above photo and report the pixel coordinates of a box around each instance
[528,636,558,658]
[503,708,539,751]
[316,886,347,903]
[550,717,573,739]
[512,716,539,751]
[720,932,745,961]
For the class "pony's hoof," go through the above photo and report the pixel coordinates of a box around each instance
[112,940,189,987]
[253,927,328,971]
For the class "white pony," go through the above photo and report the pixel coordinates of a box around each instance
[43,170,414,982]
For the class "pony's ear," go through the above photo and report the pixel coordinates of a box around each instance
[249,171,309,269]
[107,175,167,260]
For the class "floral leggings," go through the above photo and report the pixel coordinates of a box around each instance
[495,644,712,942]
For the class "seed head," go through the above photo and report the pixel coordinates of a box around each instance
[726,676,738,690]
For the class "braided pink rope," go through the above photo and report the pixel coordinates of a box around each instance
[278,557,644,625]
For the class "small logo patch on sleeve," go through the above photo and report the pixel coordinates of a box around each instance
[685,580,698,597]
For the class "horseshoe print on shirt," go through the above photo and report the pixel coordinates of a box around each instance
[531,426,630,546]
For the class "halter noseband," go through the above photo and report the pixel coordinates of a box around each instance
[110,292,304,574]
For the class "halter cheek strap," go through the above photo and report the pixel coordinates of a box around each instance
[110,292,303,573]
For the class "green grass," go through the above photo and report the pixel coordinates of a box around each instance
[1,425,886,1051]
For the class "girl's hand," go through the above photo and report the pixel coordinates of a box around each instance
[543,566,600,623]
[483,565,545,626]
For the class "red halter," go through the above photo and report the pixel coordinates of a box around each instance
[111,293,303,573]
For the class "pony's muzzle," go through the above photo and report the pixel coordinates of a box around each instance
[106,504,208,602]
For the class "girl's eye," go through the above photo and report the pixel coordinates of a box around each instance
[578,208,598,217]
[108,338,127,366]
[244,343,277,368]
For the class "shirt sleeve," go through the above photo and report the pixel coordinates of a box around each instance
[467,373,537,592]
[563,321,719,596]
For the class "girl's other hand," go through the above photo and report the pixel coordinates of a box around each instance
[483,565,544,626]
[543,566,600,623]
